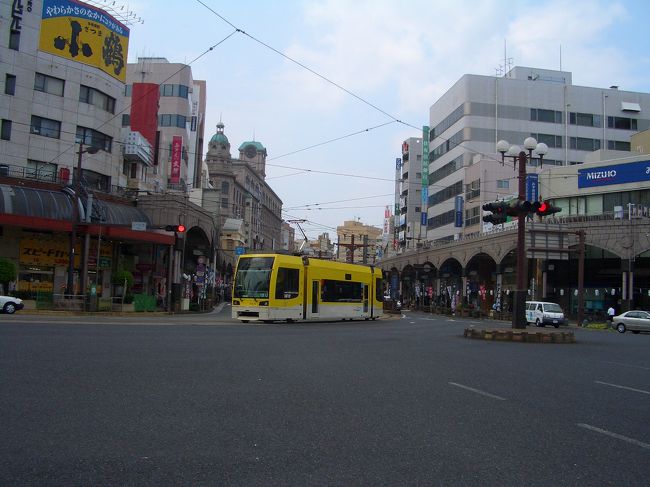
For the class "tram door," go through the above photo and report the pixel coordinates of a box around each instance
[311,280,319,316]
[363,284,369,314]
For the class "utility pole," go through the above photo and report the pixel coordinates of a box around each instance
[337,234,371,264]
[576,230,585,326]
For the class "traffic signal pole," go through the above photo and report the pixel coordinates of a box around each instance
[512,151,529,329]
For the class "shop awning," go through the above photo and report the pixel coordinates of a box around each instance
[0,184,173,245]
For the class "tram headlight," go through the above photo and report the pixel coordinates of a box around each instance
[259,301,269,306]
[232,300,240,305]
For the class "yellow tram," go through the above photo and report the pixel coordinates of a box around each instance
[231,253,383,323]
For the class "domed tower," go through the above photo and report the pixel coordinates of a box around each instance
[206,122,232,164]
[238,140,268,178]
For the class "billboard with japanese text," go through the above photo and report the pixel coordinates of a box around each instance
[39,0,129,82]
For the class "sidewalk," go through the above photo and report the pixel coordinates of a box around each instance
[16,300,228,317]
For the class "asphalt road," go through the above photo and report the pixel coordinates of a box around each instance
[1,308,648,486]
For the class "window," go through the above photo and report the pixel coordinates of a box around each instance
[465,179,480,200]
[530,133,562,148]
[569,112,601,127]
[26,160,57,181]
[9,30,20,50]
[122,114,130,127]
[570,137,601,151]
[464,205,481,227]
[124,85,132,97]
[321,279,363,303]
[31,116,61,138]
[530,108,562,123]
[496,179,509,189]
[160,84,189,98]
[221,197,229,209]
[80,85,115,113]
[607,116,637,130]
[221,181,229,193]
[76,126,112,152]
[1,119,11,140]
[159,114,187,128]
[275,268,300,299]
[428,209,456,230]
[34,73,64,96]
[607,140,631,151]
[5,74,16,95]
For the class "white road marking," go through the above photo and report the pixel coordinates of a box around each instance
[603,361,650,371]
[448,382,506,401]
[595,380,650,396]
[577,423,650,450]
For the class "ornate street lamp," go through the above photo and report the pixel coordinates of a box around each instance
[497,137,548,329]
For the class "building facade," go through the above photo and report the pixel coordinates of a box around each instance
[423,66,650,243]
[395,137,425,251]
[204,122,283,264]
[0,1,220,310]
[123,57,206,193]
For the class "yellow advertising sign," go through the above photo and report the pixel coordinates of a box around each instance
[20,237,76,266]
[39,0,129,82]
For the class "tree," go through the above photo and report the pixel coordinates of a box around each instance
[0,258,17,294]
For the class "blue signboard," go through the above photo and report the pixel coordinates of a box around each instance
[578,159,650,188]
[526,174,539,202]
[454,196,464,227]
[235,246,246,256]
[421,212,427,226]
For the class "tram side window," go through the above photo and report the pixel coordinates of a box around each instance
[275,267,300,299]
[321,279,363,303]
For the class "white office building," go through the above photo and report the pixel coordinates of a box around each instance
[425,66,650,242]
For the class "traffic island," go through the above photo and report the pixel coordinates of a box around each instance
[463,327,576,344]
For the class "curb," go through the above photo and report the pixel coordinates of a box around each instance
[463,327,576,343]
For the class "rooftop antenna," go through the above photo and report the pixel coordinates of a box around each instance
[559,44,562,71]
[82,0,144,25]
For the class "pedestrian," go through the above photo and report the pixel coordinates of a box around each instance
[607,305,615,323]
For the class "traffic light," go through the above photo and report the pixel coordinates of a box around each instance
[534,201,561,218]
[506,199,532,217]
[165,224,186,233]
[482,201,508,224]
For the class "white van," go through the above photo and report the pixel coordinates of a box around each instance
[525,301,566,328]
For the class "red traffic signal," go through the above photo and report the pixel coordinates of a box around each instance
[534,200,561,217]
[165,224,186,233]
[482,201,509,224]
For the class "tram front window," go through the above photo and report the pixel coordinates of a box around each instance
[233,257,273,298]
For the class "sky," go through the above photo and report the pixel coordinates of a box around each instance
[111,0,650,239]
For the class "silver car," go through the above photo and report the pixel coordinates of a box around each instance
[612,310,650,334]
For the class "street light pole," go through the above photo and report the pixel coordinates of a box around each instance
[497,138,548,329]
[66,141,99,296]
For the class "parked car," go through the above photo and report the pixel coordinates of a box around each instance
[0,295,24,314]
[612,310,650,334]
[525,301,566,328]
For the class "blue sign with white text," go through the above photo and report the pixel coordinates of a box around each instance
[454,196,463,227]
[578,160,650,188]
[526,174,539,202]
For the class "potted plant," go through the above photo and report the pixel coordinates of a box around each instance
[112,269,134,297]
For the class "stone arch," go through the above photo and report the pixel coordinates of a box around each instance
[465,252,498,312]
